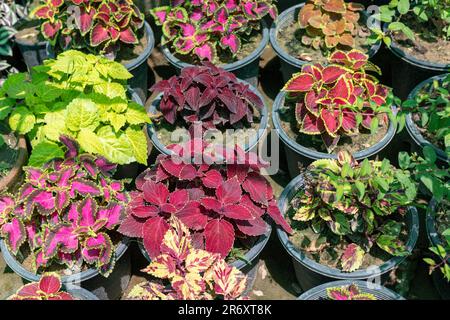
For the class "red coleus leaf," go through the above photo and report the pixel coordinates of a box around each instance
[90,23,110,46]
[283,73,315,92]
[341,109,357,132]
[322,65,348,84]
[143,181,169,206]
[236,216,268,236]
[117,214,146,237]
[300,112,325,134]
[242,172,271,206]
[194,43,215,61]
[221,204,253,220]
[41,20,62,40]
[119,28,138,44]
[321,108,342,136]
[267,202,292,234]
[76,6,94,35]
[1,218,26,254]
[217,177,241,204]
[201,169,223,189]
[220,33,241,54]
[204,219,235,258]
[176,202,207,231]
[39,273,61,295]
[143,216,170,259]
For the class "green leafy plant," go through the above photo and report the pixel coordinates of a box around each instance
[397,74,450,155]
[371,0,450,46]
[326,283,376,300]
[291,151,416,272]
[0,50,150,166]
[424,226,450,282]
[298,0,365,51]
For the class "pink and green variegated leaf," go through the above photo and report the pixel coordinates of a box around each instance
[150,6,169,25]
[204,219,234,258]
[143,216,170,259]
[322,65,348,84]
[283,73,315,92]
[321,108,342,136]
[347,50,368,70]
[1,218,26,254]
[97,202,125,230]
[39,273,61,295]
[80,156,98,177]
[77,7,95,36]
[326,286,352,300]
[70,179,101,197]
[90,23,110,46]
[304,90,320,115]
[41,20,62,40]
[19,183,35,201]
[77,197,97,228]
[43,224,78,259]
[0,195,15,217]
[341,243,365,272]
[194,43,216,61]
[13,283,40,299]
[174,37,195,54]
[300,112,325,135]
[82,232,113,267]
[25,167,45,187]
[55,191,69,212]
[220,33,241,54]
[31,5,52,19]
[202,169,223,189]
[361,109,375,129]
[26,190,56,216]
[119,29,138,44]
[242,172,271,206]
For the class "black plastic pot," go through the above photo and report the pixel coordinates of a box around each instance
[147,80,269,156]
[123,21,155,102]
[161,21,269,88]
[138,226,271,295]
[15,37,49,72]
[385,24,450,100]
[405,74,449,164]
[0,238,131,300]
[270,3,382,84]
[272,91,397,178]
[425,198,450,300]
[298,279,404,300]
[277,174,419,292]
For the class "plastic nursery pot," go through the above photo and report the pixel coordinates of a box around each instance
[138,226,272,295]
[15,37,50,72]
[405,74,450,164]
[269,3,382,84]
[276,174,419,292]
[384,24,450,100]
[0,238,131,301]
[0,134,27,193]
[272,91,396,178]
[297,279,405,300]
[425,198,450,300]
[161,21,269,88]
[147,80,269,157]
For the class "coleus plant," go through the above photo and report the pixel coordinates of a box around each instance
[150,63,264,133]
[424,226,450,282]
[0,136,129,276]
[298,0,365,51]
[151,0,277,62]
[291,151,417,272]
[9,273,74,300]
[31,0,145,58]
[0,50,149,166]
[119,139,292,259]
[283,49,392,152]
[325,283,376,300]
[127,218,248,300]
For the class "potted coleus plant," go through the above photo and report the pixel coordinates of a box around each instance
[397,73,450,164]
[8,272,99,300]
[22,0,154,100]
[372,0,450,99]
[0,136,131,300]
[0,50,150,173]
[298,280,404,300]
[119,139,292,291]
[269,0,381,82]
[148,63,268,155]
[126,218,249,300]
[272,49,396,177]
[150,0,277,86]
[276,150,419,292]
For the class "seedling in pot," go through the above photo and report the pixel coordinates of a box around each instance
[290,150,416,272]
[150,0,277,63]
[127,218,248,300]
[425,227,450,282]
[0,136,130,277]
[283,49,393,153]
[119,139,291,260]
[9,273,74,300]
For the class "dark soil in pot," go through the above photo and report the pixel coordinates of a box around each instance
[272,91,396,178]
[0,124,27,193]
[0,236,131,300]
[161,21,269,88]
[277,174,419,292]
[270,3,381,83]
[425,199,450,299]
[405,74,449,164]
[298,279,405,300]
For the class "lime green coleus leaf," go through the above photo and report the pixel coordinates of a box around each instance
[43,110,70,141]
[126,102,150,125]
[9,106,36,134]
[93,82,127,100]
[28,141,65,167]
[125,127,148,165]
[107,112,127,132]
[65,98,100,132]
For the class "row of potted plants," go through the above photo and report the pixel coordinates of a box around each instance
[0,0,448,300]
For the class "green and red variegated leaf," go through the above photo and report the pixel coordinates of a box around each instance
[55,191,70,212]
[321,108,342,136]
[43,224,78,259]
[347,50,368,70]
[90,23,110,46]
[174,37,196,54]
[220,34,241,55]
[1,218,26,254]
[39,273,61,295]
[341,109,358,133]
[76,6,95,36]
[361,109,375,129]
[194,42,216,61]
[304,90,321,115]
[41,20,62,40]
[31,5,52,19]
[341,243,365,272]
[300,112,325,135]
[119,29,138,44]
[25,190,56,216]
[302,64,323,82]
[295,102,307,124]
[76,197,97,228]
[321,65,348,84]
[329,50,348,65]
[326,286,352,300]
[70,179,101,197]
[81,232,113,267]
[283,72,315,92]
[328,76,351,101]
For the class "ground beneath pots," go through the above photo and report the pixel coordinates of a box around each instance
[0,33,442,301]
